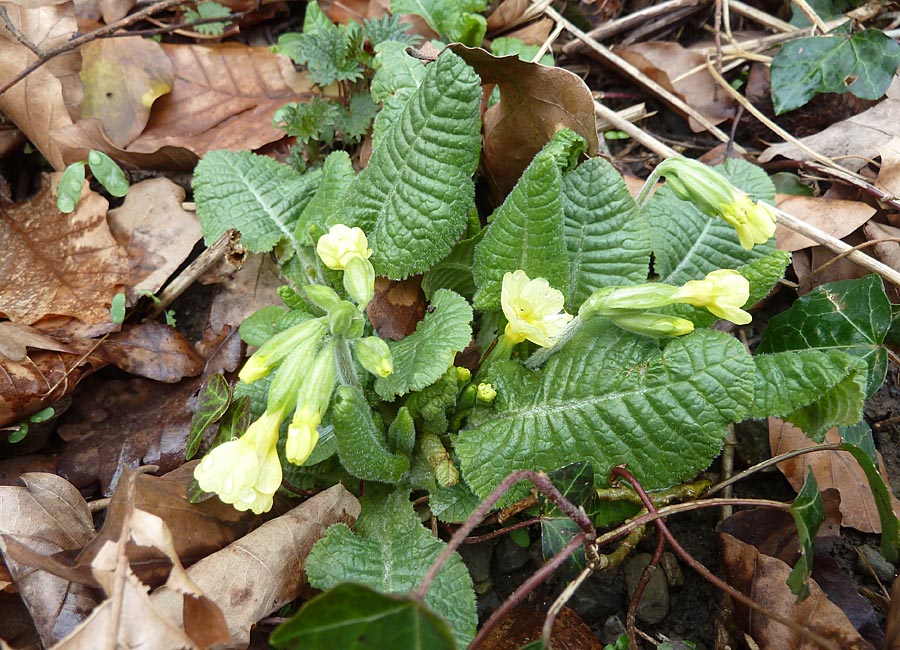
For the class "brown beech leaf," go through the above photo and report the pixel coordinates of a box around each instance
[207,253,284,338]
[150,484,361,649]
[486,0,547,34]
[449,44,600,200]
[107,177,202,301]
[478,605,603,649]
[78,37,174,148]
[770,419,900,533]
[774,195,876,251]
[102,321,204,382]
[0,175,129,326]
[56,328,239,495]
[0,322,73,362]
[0,343,107,429]
[366,276,427,340]
[0,3,81,170]
[0,473,98,646]
[616,42,737,132]
[885,575,900,650]
[875,137,900,197]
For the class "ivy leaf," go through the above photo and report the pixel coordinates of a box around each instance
[457,321,755,499]
[332,385,410,483]
[540,462,599,577]
[294,151,355,245]
[333,51,481,279]
[305,489,477,648]
[646,158,776,285]
[391,0,487,45]
[787,468,824,601]
[750,350,867,441]
[472,129,585,311]
[186,373,232,459]
[270,583,456,650]
[375,289,473,400]
[370,41,426,148]
[562,156,651,310]
[193,150,322,253]
[758,274,892,396]
[770,30,900,114]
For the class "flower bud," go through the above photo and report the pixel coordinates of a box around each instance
[328,300,357,336]
[579,284,679,319]
[343,255,375,308]
[455,366,472,384]
[286,343,336,465]
[477,383,497,403]
[316,224,372,270]
[266,333,322,413]
[303,285,342,313]
[356,336,393,378]
[239,317,326,383]
[608,312,695,337]
[673,269,751,325]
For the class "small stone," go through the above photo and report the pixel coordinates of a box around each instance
[624,552,670,625]
[858,545,897,584]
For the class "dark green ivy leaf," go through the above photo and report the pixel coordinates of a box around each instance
[787,468,823,601]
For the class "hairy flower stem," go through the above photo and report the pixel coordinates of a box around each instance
[634,165,667,210]
[524,315,582,369]
[332,336,360,389]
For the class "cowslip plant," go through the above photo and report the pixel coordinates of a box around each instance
[189,40,899,646]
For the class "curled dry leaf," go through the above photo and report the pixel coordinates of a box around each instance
[0,322,74,362]
[0,473,98,646]
[150,483,361,649]
[0,175,129,326]
[770,419,900,534]
[774,195,876,252]
[102,321,204,383]
[449,44,600,200]
[207,253,284,338]
[366,275,427,341]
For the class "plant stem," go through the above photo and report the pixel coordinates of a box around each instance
[333,336,360,389]
[634,164,668,210]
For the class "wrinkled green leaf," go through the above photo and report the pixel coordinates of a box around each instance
[333,51,481,279]
[193,150,321,253]
[771,30,900,114]
[758,274,892,396]
[387,407,416,456]
[370,41,426,148]
[332,385,410,482]
[88,150,129,197]
[473,130,585,310]
[305,489,477,647]
[457,322,755,499]
[375,290,473,400]
[239,306,290,346]
[57,161,86,213]
[391,0,486,45]
[787,468,823,601]
[186,374,232,459]
[270,583,456,650]
[428,480,481,523]
[294,151,355,245]
[562,156,651,310]
[422,232,479,300]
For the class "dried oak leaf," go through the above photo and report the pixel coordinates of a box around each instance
[478,605,603,649]
[449,44,600,200]
[770,419,900,534]
[774,195,876,252]
[102,321,204,383]
[0,473,98,646]
[0,175,129,326]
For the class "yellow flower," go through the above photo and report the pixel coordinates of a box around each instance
[194,409,283,514]
[316,224,373,271]
[287,405,320,465]
[239,318,326,384]
[285,343,335,465]
[674,270,752,325]
[719,194,778,250]
[501,270,573,347]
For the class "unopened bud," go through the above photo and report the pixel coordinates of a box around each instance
[328,301,357,336]
[343,256,375,308]
[303,285,342,313]
[356,336,393,378]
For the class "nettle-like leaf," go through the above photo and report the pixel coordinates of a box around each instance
[370,41,426,148]
[277,21,365,87]
[771,30,900,114]
[183,1,231,35]
[332,385,410,482]
[392,0,487,45]
[562,156,651,310]
[363,14,420,48]
[646,158,776,285]
[472,129,585,310]
[375,289,473,400]
[332,51,481,279]
[273,97,342,145]
[422,231,480,300]
[758,274,892,396]
[305,489,477,648]
[193,150,321,253]
[750,350,867,441]
[335,92,377,142]
[294,151,355,245]
[456,320,755,499]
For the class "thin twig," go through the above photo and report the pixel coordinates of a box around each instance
[541,564,594,645]
[626,531,666,647]
[706,443,844,496]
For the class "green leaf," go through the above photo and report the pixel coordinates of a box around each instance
[787,468,824,601]
[183,1,231,36]
[741,249,792,308]
[540,462,599,577]
[490,36,553,65]
[270,583,456,650]
[186,373,232,459]
[333,51,481,279]
[839,421,900,562]
[109,292,126,324]
[473,130,586,310]
[363,15,420,48]
[428,480,482,523]
[294,151,355,245]
[562,156,651,310]
[457,322,755,499]
[421,231,479,300]
[88,150,129,197]
[750,350,866,441]
[193,150,322,253]
[402,366,463,435]
[387,406,416,456]
[273,97,341,145]
[391,0,486,45]
[646,158,776,285]
[57,161,86,213]
[277,22,365,87]
[758,274,892,396]
[789,0,855,27]
[770,30,900,114]
[375,289,473,400]
[332,385,410,482]
[335,92,377,142]
[370,41,426,148]
[302,0,332,34]
[239,305,290,346]
[215,394,251,445]
[305,489,477,647]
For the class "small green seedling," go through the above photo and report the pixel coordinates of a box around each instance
[57,149,129,213]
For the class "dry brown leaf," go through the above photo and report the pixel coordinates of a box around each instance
[875,137,900,196]
[863,222,900,301]
[770,419,900,533]
[150,483,361,649]
[486,0,544,34]
[774,195,876,251]
[106,177,202,300]
[885,575,900,650]
[616,42,737,132]
[78,37,174,148]
[101,321,204,382]
[98,0,134,25]
[478,605,604,649]
[0,3,81,170]
[207,253,284,338]
[449,44,600,200]
[0,322,74,361]
[0,175,129,326]
[0,473,98,646]
[366,275,427,340]
[791,231,870,295]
